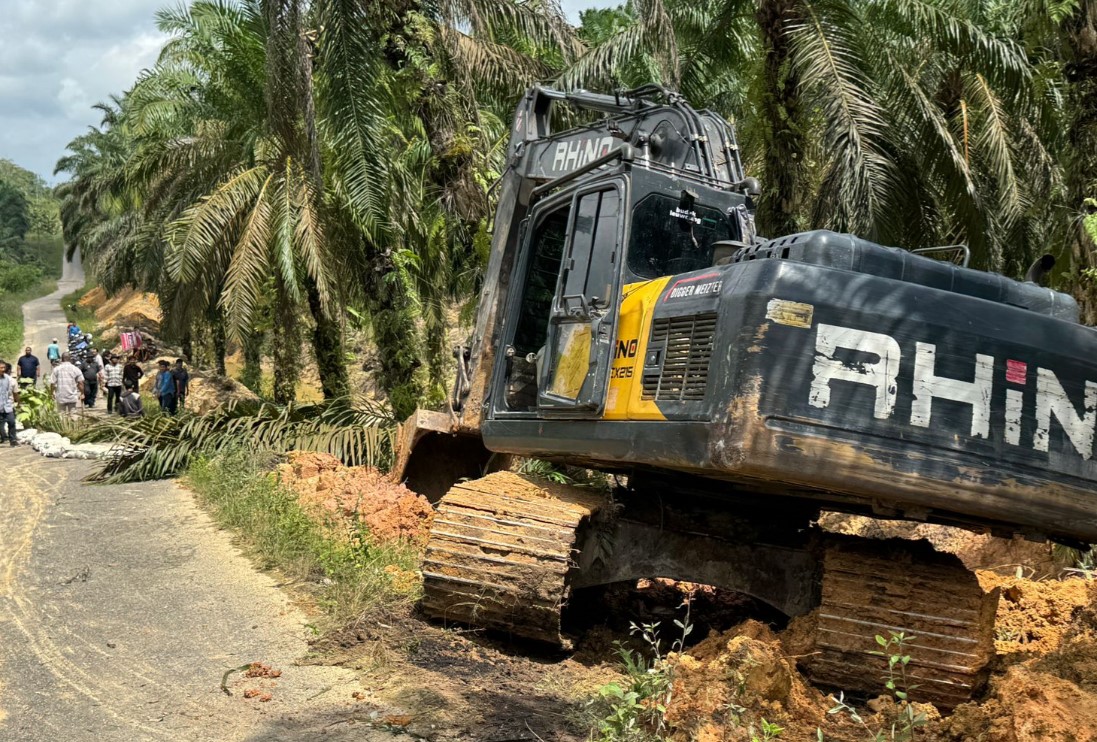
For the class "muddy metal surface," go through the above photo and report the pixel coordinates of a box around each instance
[0,259,399,741]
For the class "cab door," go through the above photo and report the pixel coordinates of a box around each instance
[538,183,624,413]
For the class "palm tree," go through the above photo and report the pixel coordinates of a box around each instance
[1056,0,1097,320]
[122,0,340,402]
[564,0,1045,272]
[312,0,580,411]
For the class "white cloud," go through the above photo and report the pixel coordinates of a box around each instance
[0,0,615,182]
[0,0,165,181]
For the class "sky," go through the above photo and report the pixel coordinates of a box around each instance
[0,0,611,185]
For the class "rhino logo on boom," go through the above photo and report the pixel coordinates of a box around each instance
[551,136,615,173]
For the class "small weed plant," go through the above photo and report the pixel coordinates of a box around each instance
[585,599,693,741]
[752,718,784,740]
[821,631,927,741]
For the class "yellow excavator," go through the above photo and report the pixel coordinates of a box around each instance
[392,85,1096,708]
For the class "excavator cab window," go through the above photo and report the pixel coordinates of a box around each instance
[628,192,733,279]
[505,205,570,411]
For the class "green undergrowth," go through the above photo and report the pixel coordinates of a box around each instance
[23,235,64,280]
[0,268,55,361]
[184,447,421,627]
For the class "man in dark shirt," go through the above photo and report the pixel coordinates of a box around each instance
[123,356,144,389]
[16,347,40,386]
[172,359,190,410]
[156,360,177,415]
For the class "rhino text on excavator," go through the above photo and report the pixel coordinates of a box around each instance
[391,84,1097,708]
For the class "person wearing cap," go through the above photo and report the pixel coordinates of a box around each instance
[46,338,61,363]
[16,347,40,387]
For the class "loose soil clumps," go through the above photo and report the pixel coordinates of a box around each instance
[978,571,1092,657]
[278,451,433,545]
[666,620,832,741]
[819,513,1060,577]
[928,662,1097,741]
[657,574,1097,741]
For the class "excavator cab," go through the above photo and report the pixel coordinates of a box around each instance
[497,168,752,419]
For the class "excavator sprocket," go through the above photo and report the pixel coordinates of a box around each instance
[420,472,605,644]
[811,537,1000,709]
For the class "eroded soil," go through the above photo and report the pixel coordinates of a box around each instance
[256,456,1097,741]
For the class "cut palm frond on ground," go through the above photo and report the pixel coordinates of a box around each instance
[80,397,395,483]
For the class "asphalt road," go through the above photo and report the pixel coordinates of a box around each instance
[23,246,84,367]
[0,258,395,741]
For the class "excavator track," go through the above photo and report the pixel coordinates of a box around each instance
[420,472,605,644]
[420,474,998,708]
[810,537,1000,709]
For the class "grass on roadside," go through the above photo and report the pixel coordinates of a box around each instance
[0,277,56,361]
[184,447,421,628]
[61,283,98,331]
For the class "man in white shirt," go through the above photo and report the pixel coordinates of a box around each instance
[0,362,19,447]
[50,353,85,417]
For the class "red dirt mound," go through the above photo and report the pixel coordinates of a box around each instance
[279,452,433,545]
[661,580,1097,741]
[928,663,1097,741]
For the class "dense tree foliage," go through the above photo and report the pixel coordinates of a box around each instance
[0,158,62,273]
[55,0,1097,413]
[0,180,30,248]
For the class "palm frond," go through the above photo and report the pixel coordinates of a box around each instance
[82,397,396,483]
[789,0,895,236]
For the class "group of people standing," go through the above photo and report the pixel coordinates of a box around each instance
[1,336,192,439]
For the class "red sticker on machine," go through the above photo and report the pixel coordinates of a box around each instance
[1006,359,1027,384]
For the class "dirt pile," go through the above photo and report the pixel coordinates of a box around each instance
[666,620,832,741]
[78,286,162,346]
[978,572,1092,656]
[665,620,945,742]
[929,664,1097,741]
[278,452,433,545]
[819,513,1060,577]
[182,374,259,415]
[931,580,1097,740]
[660,578,1097,741]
